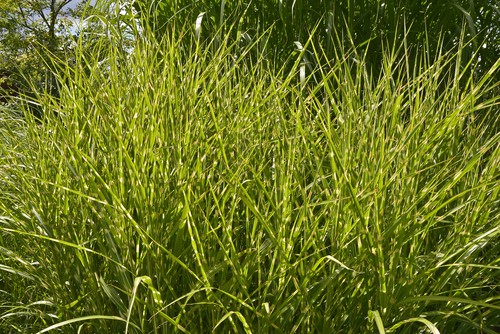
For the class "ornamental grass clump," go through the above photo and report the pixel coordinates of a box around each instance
[1,15,499,334]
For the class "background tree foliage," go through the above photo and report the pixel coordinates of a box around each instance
[0,0,92,97]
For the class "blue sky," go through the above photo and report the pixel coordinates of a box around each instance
[65,0,97,10]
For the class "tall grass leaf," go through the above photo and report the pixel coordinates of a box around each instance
[195,12,205,42]
[369,310,387,334]
[387,317,440,334]
[99,277,128,316]
[213,311,252,334]
[125,275,163,334]
[0,264,34,280]
[400,296,500,311]
[35,315,135,334]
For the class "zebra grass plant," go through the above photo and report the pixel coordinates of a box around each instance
[0,10,499,334]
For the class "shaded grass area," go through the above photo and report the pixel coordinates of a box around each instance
[1,21,499,333]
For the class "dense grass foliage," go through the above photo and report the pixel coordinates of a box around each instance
[1,19,499,333]
[133,0,500,83]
